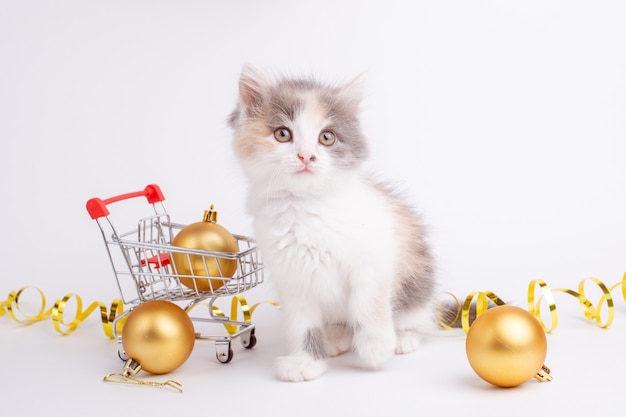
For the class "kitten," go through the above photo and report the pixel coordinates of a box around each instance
[228,64,440,382]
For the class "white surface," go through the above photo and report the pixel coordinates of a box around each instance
[1,1,625,415]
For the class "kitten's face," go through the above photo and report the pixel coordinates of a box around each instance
[229,65,369,192]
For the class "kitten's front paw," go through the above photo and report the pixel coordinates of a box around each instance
[275,355,327,382]
[395,330,422,354]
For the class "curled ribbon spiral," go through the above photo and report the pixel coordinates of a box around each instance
[52,293,125,337]
[0,286,50,323]
[1,286,279,339]
[0,286,124,338]
[440,272,626,334]
[4,272,626,339]
[528,273,619,333]
[188,294,281,335]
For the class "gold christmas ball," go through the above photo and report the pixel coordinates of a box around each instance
[122,300,195,375]
[465,305,548,387]
[171,205,239,292]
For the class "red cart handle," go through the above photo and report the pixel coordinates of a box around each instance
[86,184,165,219]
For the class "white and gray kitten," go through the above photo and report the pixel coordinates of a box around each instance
[229,64,440,382]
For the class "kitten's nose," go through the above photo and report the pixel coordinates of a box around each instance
[297,153,316,163]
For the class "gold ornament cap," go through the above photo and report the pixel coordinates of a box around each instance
[203,204,218,223]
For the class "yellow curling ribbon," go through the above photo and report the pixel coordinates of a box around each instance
[437,290,508,333]
[442,272,626,334]
[460,290,507,333]
[2,286,278,339]
[0,286,124,338]
[4,272,626,340]
[188,295,280,335]
[52,293,125,337]
[527,279,559,332]
[0,286,52,323]
[528,275,617,333]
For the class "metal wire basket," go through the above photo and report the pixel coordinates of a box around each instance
[87,184,264,363]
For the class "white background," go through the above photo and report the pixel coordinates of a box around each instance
[1,1,625,415]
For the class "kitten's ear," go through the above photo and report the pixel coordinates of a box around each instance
[238,63,271,109]
[339,72,366,112]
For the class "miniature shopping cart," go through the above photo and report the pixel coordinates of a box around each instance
[86,184,264,363]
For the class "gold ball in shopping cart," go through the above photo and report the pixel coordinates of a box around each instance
[171,205,239,292]
[122,300,195,375]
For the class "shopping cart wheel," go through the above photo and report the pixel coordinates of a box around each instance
[216,340,234,364]
[241,328,257,349]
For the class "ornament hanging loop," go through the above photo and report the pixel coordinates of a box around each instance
[103,359,183,393]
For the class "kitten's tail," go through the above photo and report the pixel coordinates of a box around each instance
[436,298,499,330]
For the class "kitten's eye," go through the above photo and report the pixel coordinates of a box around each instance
[273,127,292,143]
[318,131,336,146]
